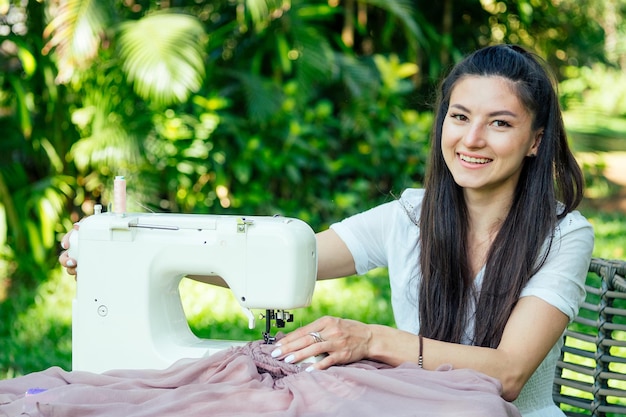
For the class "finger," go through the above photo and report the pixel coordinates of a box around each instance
[272,331,318,358]
[277,325,317,346]
[278,340,330,366]
[60,225,78,250]
[58,250,76,268]
[58,250,77,276]
[279,316,333,345]
[304,352,337,371]
[272,329,331,362]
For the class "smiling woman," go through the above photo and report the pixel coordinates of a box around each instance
[442,76,542,202]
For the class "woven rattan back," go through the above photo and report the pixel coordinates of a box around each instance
[553,258,626,416]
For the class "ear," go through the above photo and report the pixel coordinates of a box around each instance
[528,129,543,157]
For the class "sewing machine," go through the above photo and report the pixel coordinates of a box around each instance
[69,209,317,373]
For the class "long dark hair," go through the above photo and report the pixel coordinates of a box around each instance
[418,45,584,348]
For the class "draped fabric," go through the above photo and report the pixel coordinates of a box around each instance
[0,339,520,417]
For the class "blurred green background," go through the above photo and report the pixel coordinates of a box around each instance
[0,2,625,407]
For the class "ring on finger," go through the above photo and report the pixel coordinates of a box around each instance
[309,331,324,343]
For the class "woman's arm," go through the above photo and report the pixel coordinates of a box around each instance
[370,296,568,401]
[315,229,357,280]
[273,296,567,401]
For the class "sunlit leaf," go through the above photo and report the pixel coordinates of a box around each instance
[43,0,111,82]
[12,39,37,77]
[244,0,284,31]
[6,75,32,139]
[118,12,207,107]
[70,124,141,174]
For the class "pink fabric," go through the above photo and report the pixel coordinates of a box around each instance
[0,339,520,417]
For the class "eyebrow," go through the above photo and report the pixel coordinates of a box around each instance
[449,104,519,118]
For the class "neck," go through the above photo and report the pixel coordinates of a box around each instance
[464,189,513,236]
[463,190,513,277]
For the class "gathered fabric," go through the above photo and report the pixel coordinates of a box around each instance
[0,338,520,417]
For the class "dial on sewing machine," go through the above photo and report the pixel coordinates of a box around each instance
[69,190,317,373]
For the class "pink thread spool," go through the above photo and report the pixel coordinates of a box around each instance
[113,176,127,214]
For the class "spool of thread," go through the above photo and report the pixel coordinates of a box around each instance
[113,176,126,214]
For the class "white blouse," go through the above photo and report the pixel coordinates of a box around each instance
[330,188,594,416]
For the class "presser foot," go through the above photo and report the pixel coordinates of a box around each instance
[263,331,276,344]
[262,309,293,344]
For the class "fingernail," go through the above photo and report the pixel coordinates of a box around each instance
[284,354,295,364]
[275,342,282,347]
[305,366,315,372]
[61,241,68,250]
[66,260,75,267]
[270,349,281,358]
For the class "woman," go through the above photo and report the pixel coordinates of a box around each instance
[60,45,594,416]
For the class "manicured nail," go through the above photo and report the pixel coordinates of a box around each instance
[284,354,295,363]
[305,366,315,372]
[271,349,282,358]
[66,259,75,267]
[61,241,68,250]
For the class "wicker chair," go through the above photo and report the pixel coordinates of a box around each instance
[553,257,626,416]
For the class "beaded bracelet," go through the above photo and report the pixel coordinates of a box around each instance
[418,334,424,368]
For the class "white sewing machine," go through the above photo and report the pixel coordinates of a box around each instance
[69,209,317,373]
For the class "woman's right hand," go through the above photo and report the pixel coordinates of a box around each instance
[58,223,79,276]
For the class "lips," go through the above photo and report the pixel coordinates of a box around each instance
[459,153,492,164]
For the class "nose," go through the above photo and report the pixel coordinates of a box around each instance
[462,122,485,148]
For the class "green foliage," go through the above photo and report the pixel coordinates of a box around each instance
[1,0,625,393]
[34,0,433,231]
[583,209,626,260]
[118,12,207,106]
[0,269,73,378]
[561,64,626,156]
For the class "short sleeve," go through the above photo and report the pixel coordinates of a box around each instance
[519,211,594,321]
[329,189,424,276]
[329,201,397,275]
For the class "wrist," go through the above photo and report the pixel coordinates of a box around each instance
[365,325,422,367]
[366,324,392,363]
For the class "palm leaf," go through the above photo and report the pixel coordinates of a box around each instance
[225,70,284,123]
[334,53,379,99]
[6,74,32,139]
[43,0,111,82]
[244,0,285,31]
[290,25,336,102]
[118,11,207,107]
[70,124,141,174]
[361,0,427,48]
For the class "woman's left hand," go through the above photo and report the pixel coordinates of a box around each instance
[270,316,372,371]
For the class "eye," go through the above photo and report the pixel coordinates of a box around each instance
[450,113,468,122]
[492,120,511,128]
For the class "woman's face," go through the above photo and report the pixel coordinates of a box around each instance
[441,75,542,200]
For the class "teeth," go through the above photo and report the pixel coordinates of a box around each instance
[459,154,491,164]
